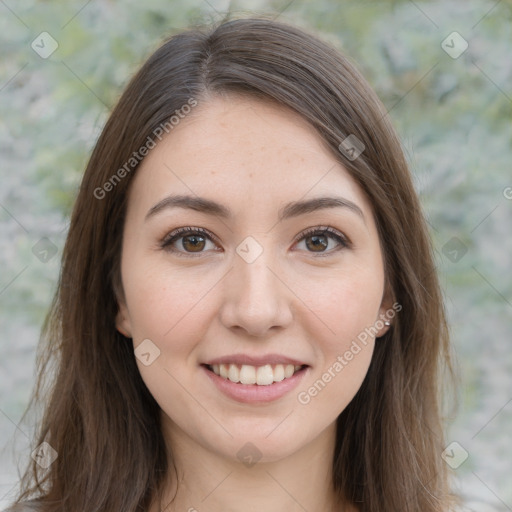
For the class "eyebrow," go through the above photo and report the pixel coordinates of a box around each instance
[145,194,366,224]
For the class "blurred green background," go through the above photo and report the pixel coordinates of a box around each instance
[1,0,511,509]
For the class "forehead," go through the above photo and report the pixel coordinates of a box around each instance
[127,95,372,220]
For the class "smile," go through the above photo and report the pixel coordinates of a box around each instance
[206,363,306,386]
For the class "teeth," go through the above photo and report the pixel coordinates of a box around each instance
[273,364,285,382]
[209,363,304,385]
[228,364,239,383]
[239,365,256,385]
[219,364,229,378]
[284,364,295,378]
[256,364,274,385]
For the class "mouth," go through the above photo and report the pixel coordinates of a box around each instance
[202,363,308,386]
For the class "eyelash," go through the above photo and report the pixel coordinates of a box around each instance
[160,226,350,257]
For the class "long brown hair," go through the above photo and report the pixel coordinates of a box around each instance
[10,15,456,512]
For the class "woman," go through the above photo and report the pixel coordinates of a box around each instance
[8,15,459,512]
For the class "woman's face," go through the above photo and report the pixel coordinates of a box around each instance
[116,95,392,464]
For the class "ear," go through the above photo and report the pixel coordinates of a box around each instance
[375,284,396,338]
[116,300,133,338]
[113,268,132,338]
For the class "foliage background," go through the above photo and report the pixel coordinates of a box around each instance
[1,0,511,509]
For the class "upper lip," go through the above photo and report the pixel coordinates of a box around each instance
[203,354,309,367]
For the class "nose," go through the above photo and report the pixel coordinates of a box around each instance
[219,246,294,338]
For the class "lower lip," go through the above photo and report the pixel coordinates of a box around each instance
[201,365,309,404]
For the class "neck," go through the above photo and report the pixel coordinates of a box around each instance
[151,418,352,512]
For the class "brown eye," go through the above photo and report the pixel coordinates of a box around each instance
[181,234,206,252]
[305,234,329,252]
[161,227,219,256]
[294,227,349,255]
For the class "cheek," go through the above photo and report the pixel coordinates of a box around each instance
[294,262,383,405]
[124,265,214,418]
[123,260,216,343]
[295,287,378,419]
[301,263,384,345]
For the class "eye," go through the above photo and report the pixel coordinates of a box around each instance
[293,226,350,255]
[160,225,350,257]
[160,227,221,256]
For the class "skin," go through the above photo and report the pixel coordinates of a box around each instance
[115,95,392,512]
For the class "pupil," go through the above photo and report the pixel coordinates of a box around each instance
[183,235,205,252]
[307,235,327,252]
